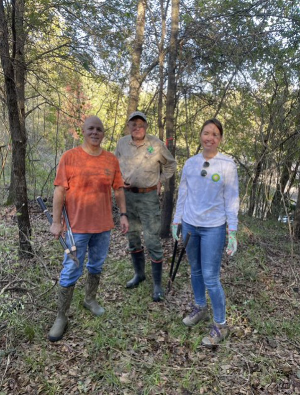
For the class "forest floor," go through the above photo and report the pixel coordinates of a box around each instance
[1,202,300,395]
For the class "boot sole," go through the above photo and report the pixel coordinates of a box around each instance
[48,323,68,342]
[183,315,210,327]
[126,277,146,289]
[153,295,164,302]
[83,302,105,316]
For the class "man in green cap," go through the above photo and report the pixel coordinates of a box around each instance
[115,111,176,302]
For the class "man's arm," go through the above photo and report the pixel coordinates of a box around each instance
[50,185,65,239]
[159,143,177,184]
[114,188,129,234]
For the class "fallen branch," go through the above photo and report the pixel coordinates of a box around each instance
[0,279,38,296]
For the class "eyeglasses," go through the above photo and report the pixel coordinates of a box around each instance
[201,161,210,177]
[130,123,146,130]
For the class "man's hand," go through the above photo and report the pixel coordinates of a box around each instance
[157,181,162,195]
[115,188,128,234]
[226,230,237,256]
[171,223,180,241]
[50,222,64,240]
[120,216,129,234]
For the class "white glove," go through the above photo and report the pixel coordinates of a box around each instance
[171,223,180,241]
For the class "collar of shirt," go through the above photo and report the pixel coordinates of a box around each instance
[200,151,220,164]
[129,134,149,147]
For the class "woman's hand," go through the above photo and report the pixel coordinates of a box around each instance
[226,230,237,256]
[171,223,181,241]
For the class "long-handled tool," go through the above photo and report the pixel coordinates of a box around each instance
[166,229,191,294]
[62,206,77,258]
[36,196,79,266]
[167,224,182,293]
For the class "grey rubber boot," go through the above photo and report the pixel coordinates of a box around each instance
[126,249,146,289]
[151,260,164,302]
[48,284,75,342]
[83,272,105,316]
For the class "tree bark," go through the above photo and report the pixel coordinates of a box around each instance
[6,166,15,204]
[248,142,268,217]
[0,0,33,257]
[158,0,167,141]
[125,0,147,134]
[266,160,292,220]
[293,182,300,239]
[160,0,179,238]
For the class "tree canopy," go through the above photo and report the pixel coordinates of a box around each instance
[0,0,300,244]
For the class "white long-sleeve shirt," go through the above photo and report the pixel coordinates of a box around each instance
[173,152,239,230]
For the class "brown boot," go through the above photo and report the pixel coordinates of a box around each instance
[202,322,229,348]
[83,272,105,316]
[183,305,209,327]
[48,285,75,342]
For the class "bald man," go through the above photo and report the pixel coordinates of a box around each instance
[48,116,128,342]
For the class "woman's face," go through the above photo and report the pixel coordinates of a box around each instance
[200,123,222,155]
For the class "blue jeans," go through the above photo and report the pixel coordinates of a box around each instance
[60,231,111,287]
[182,221,226,324]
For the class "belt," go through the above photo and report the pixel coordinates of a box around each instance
[127,185,157,194]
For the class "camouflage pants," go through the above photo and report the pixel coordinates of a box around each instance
[125,189,163,262]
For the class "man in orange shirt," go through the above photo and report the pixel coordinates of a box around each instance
[49,116,128,342]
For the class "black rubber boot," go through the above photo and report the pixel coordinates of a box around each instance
[151,260,164,302]
[48,285,75,342]
[126,249,146,289]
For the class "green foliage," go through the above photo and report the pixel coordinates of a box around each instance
[1,0,299,220]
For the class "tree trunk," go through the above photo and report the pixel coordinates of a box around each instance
[158,0,167,141]
[248,144,267,217]
[6,166,15,204]
[0,0,33,257]
[125,0,146,134]
[293,182,300,239]
[266,160,292,220]
[160,0,179,238]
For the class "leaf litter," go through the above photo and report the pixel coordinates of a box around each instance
[0,205,300,394]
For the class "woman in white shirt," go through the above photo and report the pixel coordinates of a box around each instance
[172,118,239,348]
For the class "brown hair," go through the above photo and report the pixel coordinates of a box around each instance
[200,118,223,137]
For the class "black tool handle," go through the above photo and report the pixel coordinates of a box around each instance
[166,239,178,293]
[37,196,53,225]
[169,239,178,278]
[177,223,182,237]
[171,232,191,282]
[169,223,182,276]
[183,231,191,249]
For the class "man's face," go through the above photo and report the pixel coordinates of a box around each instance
[82,117,104,147]
[128,117,147,142]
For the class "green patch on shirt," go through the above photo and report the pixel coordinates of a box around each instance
[212,173,220,182]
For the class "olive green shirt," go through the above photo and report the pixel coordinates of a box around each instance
[115,134,176,188]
